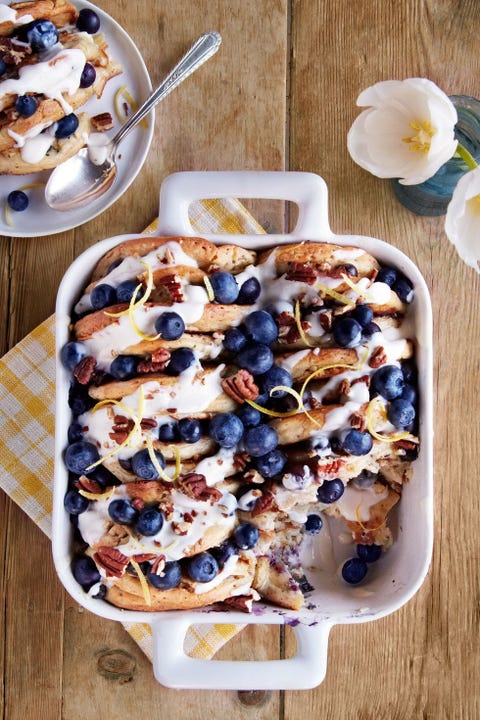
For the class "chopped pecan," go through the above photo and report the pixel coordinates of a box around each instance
[351,374,371,388]
[159,501,175,521]
[131,553,157,563]
[368,346,387,368]
[151,555,166,575]
[339,378,351,398]
[327,263,358,279]
[252,490,275,517]
[0,37,32,66]
[318,309,333,332]
[137,359,168,373]
[108,430,129,444]
[394,439,417,451]
[285,262,317,284]
[223,594,257,613]
[172,521,191,536]
[178,473,222,503]
[132,497,145,511]
[242,469,265,484]
[73,355,97,385]
[350,411,367,432]
[276,311,311,344]
[91,112,114,131]
[315,457,345,480]
[75,475,103,494]
[233,452,249,471]
[221,369,259,403]
[140,417,157,431]
[93,546,129,577]
[156,273,184,302]
[151,347,172,364]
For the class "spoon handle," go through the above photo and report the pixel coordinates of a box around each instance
[112,31,222,147]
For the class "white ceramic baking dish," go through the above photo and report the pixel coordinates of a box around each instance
[52,171,433,690]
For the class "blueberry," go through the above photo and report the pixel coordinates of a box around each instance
[393,276,414,303]
[234,522,259,550]
[223,327,247,353]
[91,583,107,600]
[166,347,195,375]
[68,383,94,415]
[376,266,397,287]
[211,540,237,567]
[352,470,376,488]
[108,498,138,525]
[76,8,101,33]
[371,365,404,400]
[7,190,29,212]
[356,544,382,563]
[238,276,261,304]
[387,398,416,428]
[72,556,100,590]
[236,343,274,375]
[64,489,89,515]
[187,552,219,582]
[209,413,244,448]
[147,561,182,590]
[401,360,417,384]
[91,283,116,310]
[260,365,293,398]
[351,304,374,328]
[135,508,164,536]
[178,417,202,443]
[0,59,6,76]
[15,94,37,117]
[158,421,179,442]
[332,317,363,348]
[400,384,417,405]
[79,62,96,88]
[304,514,323,534]
[342,557,368,584]
[255,449,287,477]
[115,280,138,303]
[60,341,86,371]
[25,19,58,51]
[67,422,84,444]
[244,310,278,344]
[341,430,373,456]
[110,354,138,380]
[316,478,344,504]
[209,271,239,304]
[362,321,381,338]
[55,113,79,139]
[64,441,99,475]
[131,448,166,480]
[243,424,278,457]
[236,404,261,428]
[155,311,185,340]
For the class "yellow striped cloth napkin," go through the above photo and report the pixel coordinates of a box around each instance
[0,198,265,662]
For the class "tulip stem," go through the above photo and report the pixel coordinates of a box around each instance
[455,142,478,170]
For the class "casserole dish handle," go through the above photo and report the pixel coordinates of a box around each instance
[157,170,335,245]
[151,618,332,690]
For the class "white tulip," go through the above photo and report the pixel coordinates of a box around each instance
[445,165,480,273]
[347,78,458,185]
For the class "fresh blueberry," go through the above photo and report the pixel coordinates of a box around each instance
[351,304,374,328]
[304,514,323,534]
[76,8,101,33]
[72,556,100,590]
[243,424,278,457]
[147,561,181,590]
[342,557,368,584]
[387,398,416,428]
[393,276,414,303]
[135,508,164,536]
[238,276,261,304]
[362,321,381,338]
[108,498,138,525]
[236,404,261,428]
[68,383,94,415]
[234,522,259,549]
[401,359,417,384]
[332,317,363,348]
[209,271,239,304]
[158,421,179,442]
[79,62,96,88]
[166,347,195,375]
[15,94,37,117]
[67,422,84,444]
[400,384,417,405]
[187,552,219,582]
[7,190,29,212]
[244,310,278,344]
[60,341,86,371]
[64,441,99,475]
[90,465,119,488]
[260,365,293,398]
[316,478,344,504]
[0,59,6,76]
[55,113,79,139]
[356,544,382,563]
[211,540,237,567]
[131,448,166,480]
[341,430,373,456]
[155,311,185,340]
[91,583,107,600]
[371,365,404,400]
[115,280,138,303]
[25,19,58,51]
[223,327,248,353]
[236,343,274,375]
[209,413,244,448]
[91,283,116,310]
[64,489,89,515]
[255,448,287,477]
[110,354,138,380]
[178,417,202,443]
[376,266,397,287]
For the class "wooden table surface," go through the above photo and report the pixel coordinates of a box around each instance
[1,1,479,718]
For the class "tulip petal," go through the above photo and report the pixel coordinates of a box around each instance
[445,167,480,272]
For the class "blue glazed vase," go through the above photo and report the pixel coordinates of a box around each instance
[391,95,480,216]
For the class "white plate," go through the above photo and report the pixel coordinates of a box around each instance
[0,0,153,237]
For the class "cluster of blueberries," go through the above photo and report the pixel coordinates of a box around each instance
[6,9,102,213]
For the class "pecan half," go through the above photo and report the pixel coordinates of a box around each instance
[131,553,157,563]
[339,378,351,398]
[91,112,114,131]
[151,347,172,365]
[75,475,103,494]
[178,473,222,503]
[276,311,311,344]
[73,355,97,385]
[151,555,166,575]
[223,594,256,613]
[156,273,184,302]
[221,369,259,403]
[140,417,158,431]
[93,546,129,577]
[314,457,345,480]
[137,359,169,373]
[350,411,367,432]
[251,490,275,517]
[285,262,317,284]
[368,346,387,368]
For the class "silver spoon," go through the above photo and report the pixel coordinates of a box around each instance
[45,31,221,211]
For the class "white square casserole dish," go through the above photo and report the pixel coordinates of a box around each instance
[52,171,433,690]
